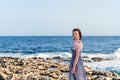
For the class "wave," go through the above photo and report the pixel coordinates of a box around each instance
[0,52,72,59]
[83,48,120,75]
[84,58,120,75]
[0,48,120,59]
[82,48,120,59]
[114,48,120,58]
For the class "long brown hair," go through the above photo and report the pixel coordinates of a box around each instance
[72,28,82,40]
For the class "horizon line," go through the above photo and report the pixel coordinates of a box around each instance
[0,35,120,37]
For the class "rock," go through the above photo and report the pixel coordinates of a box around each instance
[50,73,58,78]
[62,58,70,62]
[38,66,47,70]
[3,69,12,75]
[58,65,69,72]
[49,62,58,68]
[92,70,107,75]
[32,57,37,59]
[53,56,62,59]
[12,74,25,80]
[82,56,88,58]
[84,66,92,72]
[40,70,50,75]
[91,57,113,62]
[46,57,53,61]
[6,74,13,80]
[0,74,5,80]
[15,59,24,66]
[83,59,92,63]
[91,57,105,62]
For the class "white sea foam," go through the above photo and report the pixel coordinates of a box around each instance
[114,48,120,58]
[84,58,120,75]
[0,48,120,59]
[82,48,120,59]
[0,52,72,59]
[82,48,120,75]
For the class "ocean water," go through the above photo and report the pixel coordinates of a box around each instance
[0,36,120,75]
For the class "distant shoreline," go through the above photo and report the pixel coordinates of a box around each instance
[0,35,120,37]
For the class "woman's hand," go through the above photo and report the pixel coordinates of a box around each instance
[71,67,76,74]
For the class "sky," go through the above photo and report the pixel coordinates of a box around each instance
[0,0,120,36]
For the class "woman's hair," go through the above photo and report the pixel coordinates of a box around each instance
[72,28,82,40]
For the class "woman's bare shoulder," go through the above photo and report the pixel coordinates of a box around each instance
[74,40,83,47]
[77,40,83,45]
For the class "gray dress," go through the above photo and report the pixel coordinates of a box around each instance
[68,41,87,80]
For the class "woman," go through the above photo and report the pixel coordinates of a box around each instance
[69,28,87,80]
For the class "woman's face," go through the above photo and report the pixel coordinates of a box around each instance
[72,31,80,40]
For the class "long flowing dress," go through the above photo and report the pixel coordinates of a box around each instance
[68,40,87,80]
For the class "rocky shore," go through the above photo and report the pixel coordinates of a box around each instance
[0,56,120,80]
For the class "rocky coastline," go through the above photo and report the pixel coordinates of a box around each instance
[0,56,120,80]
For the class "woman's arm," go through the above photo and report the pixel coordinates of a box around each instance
[73,42,82,69]
[73,49,80,69]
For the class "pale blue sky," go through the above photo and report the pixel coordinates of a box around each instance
[0,0,120,36]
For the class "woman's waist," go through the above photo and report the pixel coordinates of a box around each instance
[70,56,83,62]
[71,54,81,57]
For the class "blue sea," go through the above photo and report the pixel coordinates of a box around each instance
[0,36,120,75]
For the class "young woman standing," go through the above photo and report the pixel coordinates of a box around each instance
[69,28,87,80]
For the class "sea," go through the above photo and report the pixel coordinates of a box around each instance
[0,36,120,75]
